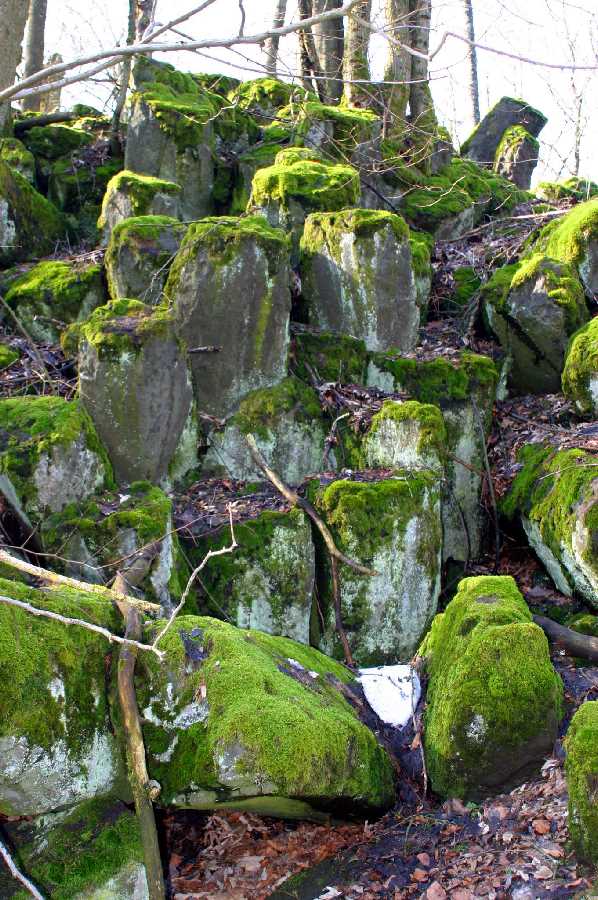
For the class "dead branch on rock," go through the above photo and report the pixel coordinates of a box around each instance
[0,549,161,614]
[534,615,598,664]
[0,837,45,900]
[245,433,378,667]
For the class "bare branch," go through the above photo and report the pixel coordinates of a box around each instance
[0,838,44,900]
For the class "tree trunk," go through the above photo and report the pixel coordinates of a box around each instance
[408,0,437,169]
[298,0,325,99]
[311,0,344,104]
[135,0,157,42]
[264,0,288,76]
[111,0,136,154]
[383,0,412,135]
[462,0,480,128]
[343,0,372,107]
[0,0,29,131]
[22,0,47,112]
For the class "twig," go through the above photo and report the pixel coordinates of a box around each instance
[0,594,164,658]
[322,412,350,469]
[0,549,161,614]
[0,838,45,900]
[472,400,500,573]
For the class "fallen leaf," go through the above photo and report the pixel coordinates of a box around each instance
[534,866,554,880]
[417,853,431,867]
[426,882,447,900]
[411,868,429,883]
[532,818,551,835]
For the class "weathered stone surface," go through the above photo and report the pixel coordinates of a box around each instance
[0,158,64,265]
[310,473,442,665]
[363,400,446,472]
[78,299,198,484]
[202,377,329,483]
[502,443,598,608]
[0,396,112,527]
[563,317,598,416]
[165,216,291,418]
[105,214,187,304]
[0,137,35,183]
[300,209,419,352]
[139,615,395,814]
[461,97,547,167]
[4,258,106,343]
[494,126,540,190]
[98,170,181,242]
[533,197,598,297]
[190,507,315,644]
[0,579,125,816]
[366,352,499,563]
[291,329,368,385]
[483,256,589,393]
[565,701,598,863]
[421,576,563,800]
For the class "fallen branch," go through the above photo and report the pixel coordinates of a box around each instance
[534,615,598,664]
[0,837,44,900]
[14,110,79,133]
[0,549,161,614]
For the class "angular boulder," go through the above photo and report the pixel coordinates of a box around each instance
[300,209,420,352]
[482,256,589,393]
[139,615,395,814]
[363,400,446,473]
[78,299,198,484]
[461,96,547,167]
[0,159,64,265]
[502,443,598,608]
[310,473,442,665]
[274,100,380,158]
[494,126,540,189]
[562,317,598,416]
[165,215,291,418]
[202,377,329,483]
[0,396,112,527]
[535,197,598,297]
[4,258,106,343]
[105,214,187,304]
[98,170,181,241]
[420,575,563,800]
[565,701,598,863]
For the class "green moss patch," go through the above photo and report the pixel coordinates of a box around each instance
[98,170,180,229]
[368,350,498,406]
[533,197,598,267]
[233,376,322,441]
[251,158,360,213]
[291,330,368,384]
[565,701,598,862]
[78,297,176,359]
[0,159,64,265]
[21,123,93,160]
[0,343,18,368]
[562,317,598,414]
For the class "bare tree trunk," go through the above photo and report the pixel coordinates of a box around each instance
[343,0,372,107]
[311,0,344,104]
[111,0,136,154]
[0,0,29,130]
[298,0,326,99]
[408,0,437,169]
[383,0,412,134]
[462,0,480,127]
[22,0,47,112]
[264,0,288,75]
[135,0,157,42]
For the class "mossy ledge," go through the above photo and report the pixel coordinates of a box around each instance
[565,701,598,862]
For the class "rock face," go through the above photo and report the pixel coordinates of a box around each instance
[563,317,598,416]
[105,215,187,304]
[461,97,547,167]
[311,474,442,665]
[3,258,106,343]
[363,401,446,473]
[190,508,315,644]
[0,579,125,816]
[565,701,598,863]
[78,299,197,484]
[421,575,563,800]
[0,396,112,527]
[494,126,540,189]
[139,615,395,814]
[98,170,181,241]
[0,158,64,265]
[300,209,420,352]
[483,256,588,393]
[165,216,291,418]
[202,377,329,483]
[502,444,598,608]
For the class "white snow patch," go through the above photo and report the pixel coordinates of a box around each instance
[358,665,421,728]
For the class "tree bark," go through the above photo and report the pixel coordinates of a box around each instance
[383,0,412,134]
[0,0,29,130]
[111,0,137,154]
[135,0,157,42]
[264,0,288,75]
[462,0,480,128]
[343,0,372,107]
[298,0,326,99]
[534,615,598,665]
[22,0,47,112]
[311,0,344,104]
[407,0,437,169]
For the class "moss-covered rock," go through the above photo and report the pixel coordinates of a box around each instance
[482,255,589,393]
[41,482,189,610]
[21,123,94,161]
[562,317,598,416]
[98,170,181,241]
[532,197,598,297]
[0,396,113,528]
[272,100,380,158]
[0,137,35,183]
[165,215,291,418]
[48,155,123,244]
[78,299,198,484]
[0,158,64,265]
[202,377,329,483]
[494,125,540,190]
[566,612,598,638]
[0,342,19,368]
[536,177,598,204]
[461,96,547,165]
[4,258,106,343]
[310,474,442,665]
[420,575,563,800]
[230,77,305,118]
[409,231,434,314]
[363,400,447,472]
[138,615,395,813]
[290,329,368,384]
[105,214,187,304]
[565,701,598,863]
[0,577,125,816]
[450,265,481,309]
[502,443,598,607]
[300,209,419,352]
[189,507,314,643]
